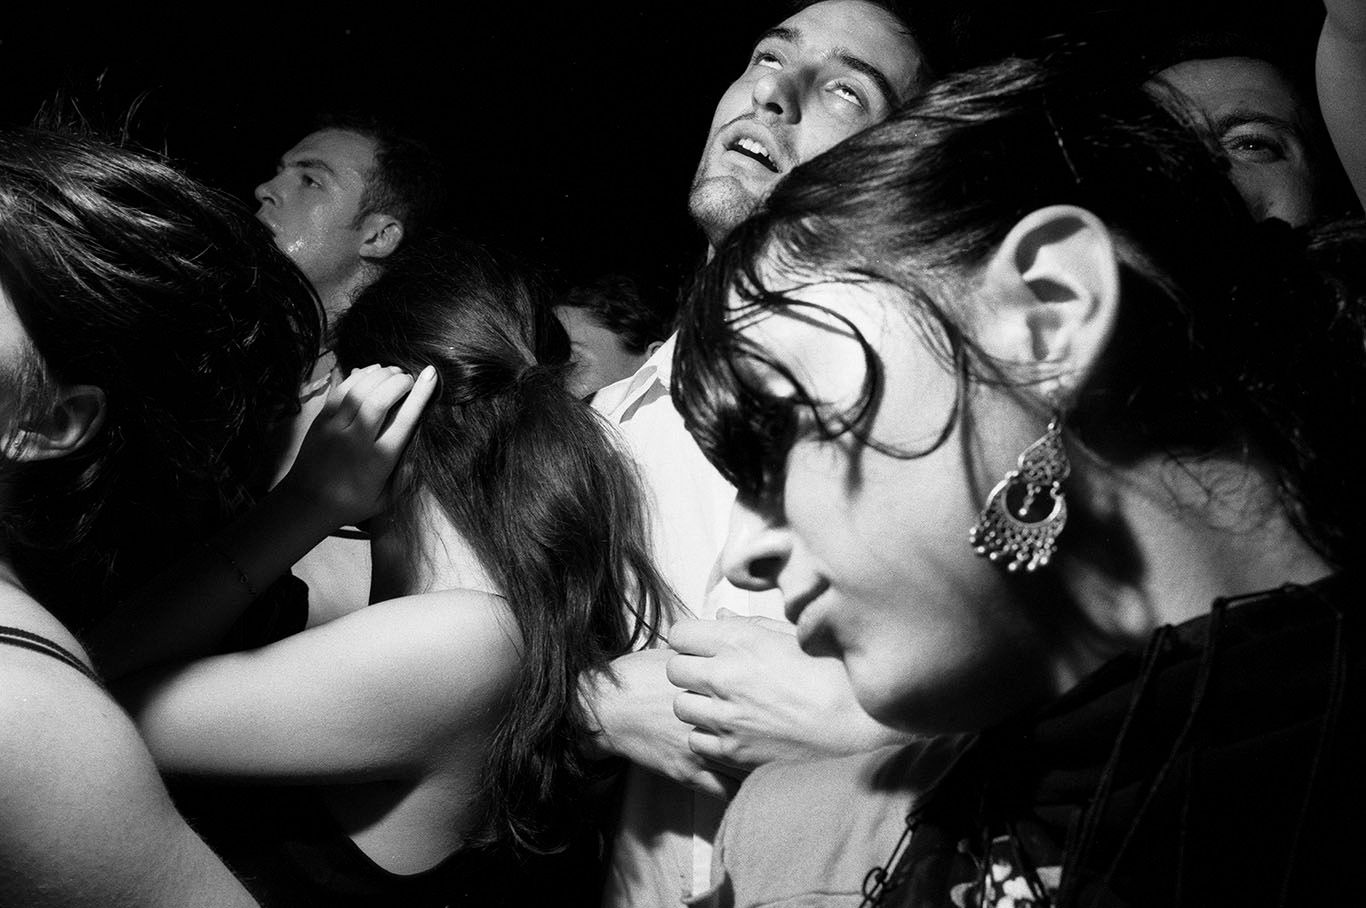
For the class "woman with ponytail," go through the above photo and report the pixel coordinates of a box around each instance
[113,240,672,907]
[671,55,1366,907]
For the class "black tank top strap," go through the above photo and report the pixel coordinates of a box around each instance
[0,624,101,685]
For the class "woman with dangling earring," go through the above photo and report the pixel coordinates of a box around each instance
[671,54,1366,908]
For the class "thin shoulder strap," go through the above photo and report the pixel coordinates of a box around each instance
[0,625,102,685]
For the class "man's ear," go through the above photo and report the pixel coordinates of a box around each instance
[358,213,404,262]
[644,339,665,359]
[972,205,1119,402]
[4,384,107,462]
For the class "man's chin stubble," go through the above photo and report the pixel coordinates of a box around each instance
[688,176,763,249]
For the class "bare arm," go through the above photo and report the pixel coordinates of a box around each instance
[89,365,435,679]
[119,590,519,782]
[666,611,911,771]
[1319,0,1366,212]
[0,650,257,907]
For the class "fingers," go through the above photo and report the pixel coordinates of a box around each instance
[320,364,436,445]
[666,653,715,696]
[687,729,752,779]
[673,688,720,729]
[352,371,418,437]
[668,617,731,657]
[321,364,396,427]
[717,607,796,637]
[375,365,437,455]
[748,615,798,637]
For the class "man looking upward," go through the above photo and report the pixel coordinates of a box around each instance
[584,3,933,904]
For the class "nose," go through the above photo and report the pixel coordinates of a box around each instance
[751,69,801,125]
[721,495,791,591]
[253,175,278,207]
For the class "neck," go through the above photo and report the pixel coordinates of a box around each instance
[315,263,376,323]
[368,491,499,602]
[1056,450,1332,650]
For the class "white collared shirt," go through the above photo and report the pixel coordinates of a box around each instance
[595,332,785,903]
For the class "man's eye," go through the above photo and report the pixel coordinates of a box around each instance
[829,81,865,109]
[1222,131,1286,164]
[752,50,781,70]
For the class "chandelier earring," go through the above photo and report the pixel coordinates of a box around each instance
[968,414,1070,572]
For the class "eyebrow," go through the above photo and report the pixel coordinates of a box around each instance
[280,156,338,178]
[1211,108,1305,142]
[757,25,901,109]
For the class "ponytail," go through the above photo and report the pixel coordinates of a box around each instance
[334,238,673,853]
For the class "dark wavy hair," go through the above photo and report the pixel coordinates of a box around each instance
[560,274,672,354]
[0,128,321,626]
[674,54,1366,567]
[332,238,672,854]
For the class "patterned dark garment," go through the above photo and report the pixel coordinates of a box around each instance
[863,572,1365,907]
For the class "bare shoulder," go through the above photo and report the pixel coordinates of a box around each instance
[0,587,252,906]
[0,580,90,664]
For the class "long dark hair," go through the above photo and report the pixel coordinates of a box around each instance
[674,55,1366,566]
[333,238,671,853]
[0,127,321,624]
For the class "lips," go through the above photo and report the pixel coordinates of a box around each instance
[783,576,830,624]
[254,210,277,234]
[727,135,780,173]
[714,117,787,176]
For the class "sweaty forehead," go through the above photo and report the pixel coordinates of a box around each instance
[774,0,925,101]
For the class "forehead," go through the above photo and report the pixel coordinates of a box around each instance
[1158,56,1306,126]
[772,0,924,98]
[283,129,378,179]
[553,305,603,337]
[554,305,630,352]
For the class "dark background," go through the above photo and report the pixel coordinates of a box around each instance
[0,1,1328,306]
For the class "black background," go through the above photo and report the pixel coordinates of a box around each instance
[0,1,1327,306]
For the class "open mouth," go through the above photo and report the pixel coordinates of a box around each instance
[727,136,780,173]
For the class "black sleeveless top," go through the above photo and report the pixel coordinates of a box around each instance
[172,782,608,907]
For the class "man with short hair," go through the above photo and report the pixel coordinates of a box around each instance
[255,116,442,318]
[255,116,444,623]
[582,2,932,904]
[555,274,669,400]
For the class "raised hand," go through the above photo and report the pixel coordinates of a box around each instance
[280,364,437,528]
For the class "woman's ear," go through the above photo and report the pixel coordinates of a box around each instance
[4,384,107,462]
[971,205,1119,403]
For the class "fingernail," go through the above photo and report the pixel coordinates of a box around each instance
[419,365,436,381]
